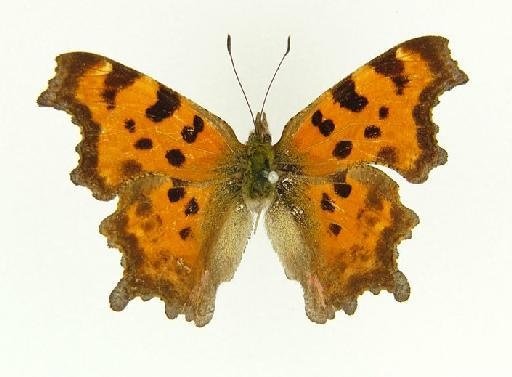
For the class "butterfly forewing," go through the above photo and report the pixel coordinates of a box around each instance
[274,36,468,182]
[38,52,243,200]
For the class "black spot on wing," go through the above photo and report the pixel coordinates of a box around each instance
[329,223,342,235]
[319,120,335,136]
[311,110,335,137]
[181,115,205,143]
[333,140,353,159]
[184,198,199,216]
[179,227,191,240]
[168,187,185,202]
[181,126,197,143]
[379,106,389,119]
[334,183,352,198]
[145,85,180,122]
[320,193,335,212]
[124,119,136,133]
[364,125,381,139]
[311,110,323,126]
[193,115,204,132]
[134,138,153,149]
[165,149,185,167]
[331,77,368,112]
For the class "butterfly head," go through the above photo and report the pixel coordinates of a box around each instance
[253,111,271,143]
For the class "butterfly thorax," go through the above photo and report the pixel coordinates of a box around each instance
[241,112,277,213]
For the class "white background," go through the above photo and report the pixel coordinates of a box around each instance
[1,0,511,376]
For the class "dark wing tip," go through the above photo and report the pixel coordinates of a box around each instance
[37,52,103,109]
[404,36,469,86]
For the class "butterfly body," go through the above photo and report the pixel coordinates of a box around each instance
[38,36,467,326]
[240,112,278,212]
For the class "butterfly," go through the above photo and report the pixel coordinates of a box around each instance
[38,36,467,326]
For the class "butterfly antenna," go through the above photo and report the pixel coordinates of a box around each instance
[260,36,291,115]
[227,35,255,124]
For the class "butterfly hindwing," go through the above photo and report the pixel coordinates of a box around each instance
[102,176,252,326]
[267,166,418,322]
[274,36,468,182]
[37,52,243,200]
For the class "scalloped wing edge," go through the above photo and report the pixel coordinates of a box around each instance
[396,36,469,182]
[265,165,419,324]
[37,53,115,199]
[100,176,253,327]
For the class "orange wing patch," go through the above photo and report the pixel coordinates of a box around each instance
[275,36,468,183]
[101,175,253,326]
[38,52,243,200]
[266,166,418,323]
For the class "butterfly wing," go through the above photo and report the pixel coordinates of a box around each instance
[268,36,467,322]
[102,176,252,326]
[38,52,243,200]
[38,53,252,326]
[267,166,417,322]
[274,36,468,182]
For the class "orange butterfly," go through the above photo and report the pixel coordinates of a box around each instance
[38,36,467,326]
